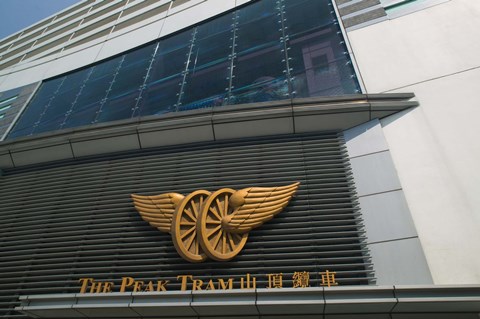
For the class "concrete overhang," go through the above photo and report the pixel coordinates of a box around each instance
[0,93,417,169]
[16,285,480,318]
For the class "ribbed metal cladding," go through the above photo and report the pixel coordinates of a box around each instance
[0,132,372,318]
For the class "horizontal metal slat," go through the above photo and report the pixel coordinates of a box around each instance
[0,132,372,319]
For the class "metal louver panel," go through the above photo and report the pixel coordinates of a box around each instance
[0,132,372,319]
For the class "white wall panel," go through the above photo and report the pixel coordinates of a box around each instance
[368,238,432,285]
[235,0,254,6]
[349,151,402,197]
[43,42,104,79]
[160,0,236,38]
[359,190,417,244]
[346,0,480,284]
[11,57,58,77]
[343,119,388,158]
[348,0,480,93]
[0,62,49,92]
[344,119,431,285]
[96,19,164,62]
[381,68,480,284]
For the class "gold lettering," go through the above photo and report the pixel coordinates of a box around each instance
[133,281,144,292]
[241,274,256,289]
[218,278,233,290]
[206,279,215,290]
[292,271,310,288]
[156,280,169,292]
[192,279,203,290]
[177,275,193,291]
[78,278,93,294]
[103,282,114,293]
[266,273,283,289]
[90,281,104,293]
[120,277,135,293]
[144,281,154,292]
[320,270,338,287]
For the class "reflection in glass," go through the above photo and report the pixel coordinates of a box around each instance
[7,79,65,139]
[138,30,193,116]
[34,69,91,134]
[63,57,124,128]
[97,43,156,123]
[284,0,361,97]
[8,0,361,139]
[179,13,233,110]
[230,0,288,105]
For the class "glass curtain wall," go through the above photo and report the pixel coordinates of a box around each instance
[8,0,360,139]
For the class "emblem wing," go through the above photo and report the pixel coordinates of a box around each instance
[223,182,300,233]
[131,193,185,233]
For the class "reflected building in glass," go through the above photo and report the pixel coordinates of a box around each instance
[0,0,479,318]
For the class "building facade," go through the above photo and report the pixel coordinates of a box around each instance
[0,0,479,318]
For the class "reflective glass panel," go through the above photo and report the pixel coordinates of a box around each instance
[8,0,361,139]
[63,56,124,128]
[138,30,193,116]
[34,68,91,134]
[96,43,156,123]
[284,0,361,97]
[179,13,234,110]
[8,78,65,138]
[231,0,288,104]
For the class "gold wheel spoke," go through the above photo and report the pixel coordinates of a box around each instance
[209,206,222,220]
[232,232,242,241]
[191,199,199,218]
[227,232,236,251]
[172,191,212,262]
[222,232,227,254]
[216,198,223,216]
[180,221,196,226]
[184,208,195,222]
[208,225,222,238]
[206,220,221,224]
[185,230,196,250]
[212,230,222,249]
[224,194,228,215]
[181,226,196,239]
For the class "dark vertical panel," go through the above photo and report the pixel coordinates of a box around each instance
[138,30,194,116]
[178,13,234,111]
[284,0,361,97]
[33,69,92,134]
[96,43,156,123]
[62,56,124,128]
[8,78,66,138]
[230,0,289,104]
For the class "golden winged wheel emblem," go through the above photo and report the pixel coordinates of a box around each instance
[131,182,300,263]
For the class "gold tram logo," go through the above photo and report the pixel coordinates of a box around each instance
[131,182,299,263]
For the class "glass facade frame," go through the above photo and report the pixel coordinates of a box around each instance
[8,0,361,139]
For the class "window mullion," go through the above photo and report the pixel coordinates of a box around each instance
[277,0,293,99]
[30,76,66,136]
[175,28,198,111]
[131,41,161,118]
[226,11,239,104]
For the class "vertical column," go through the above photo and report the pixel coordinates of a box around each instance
[344,119,432,285]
